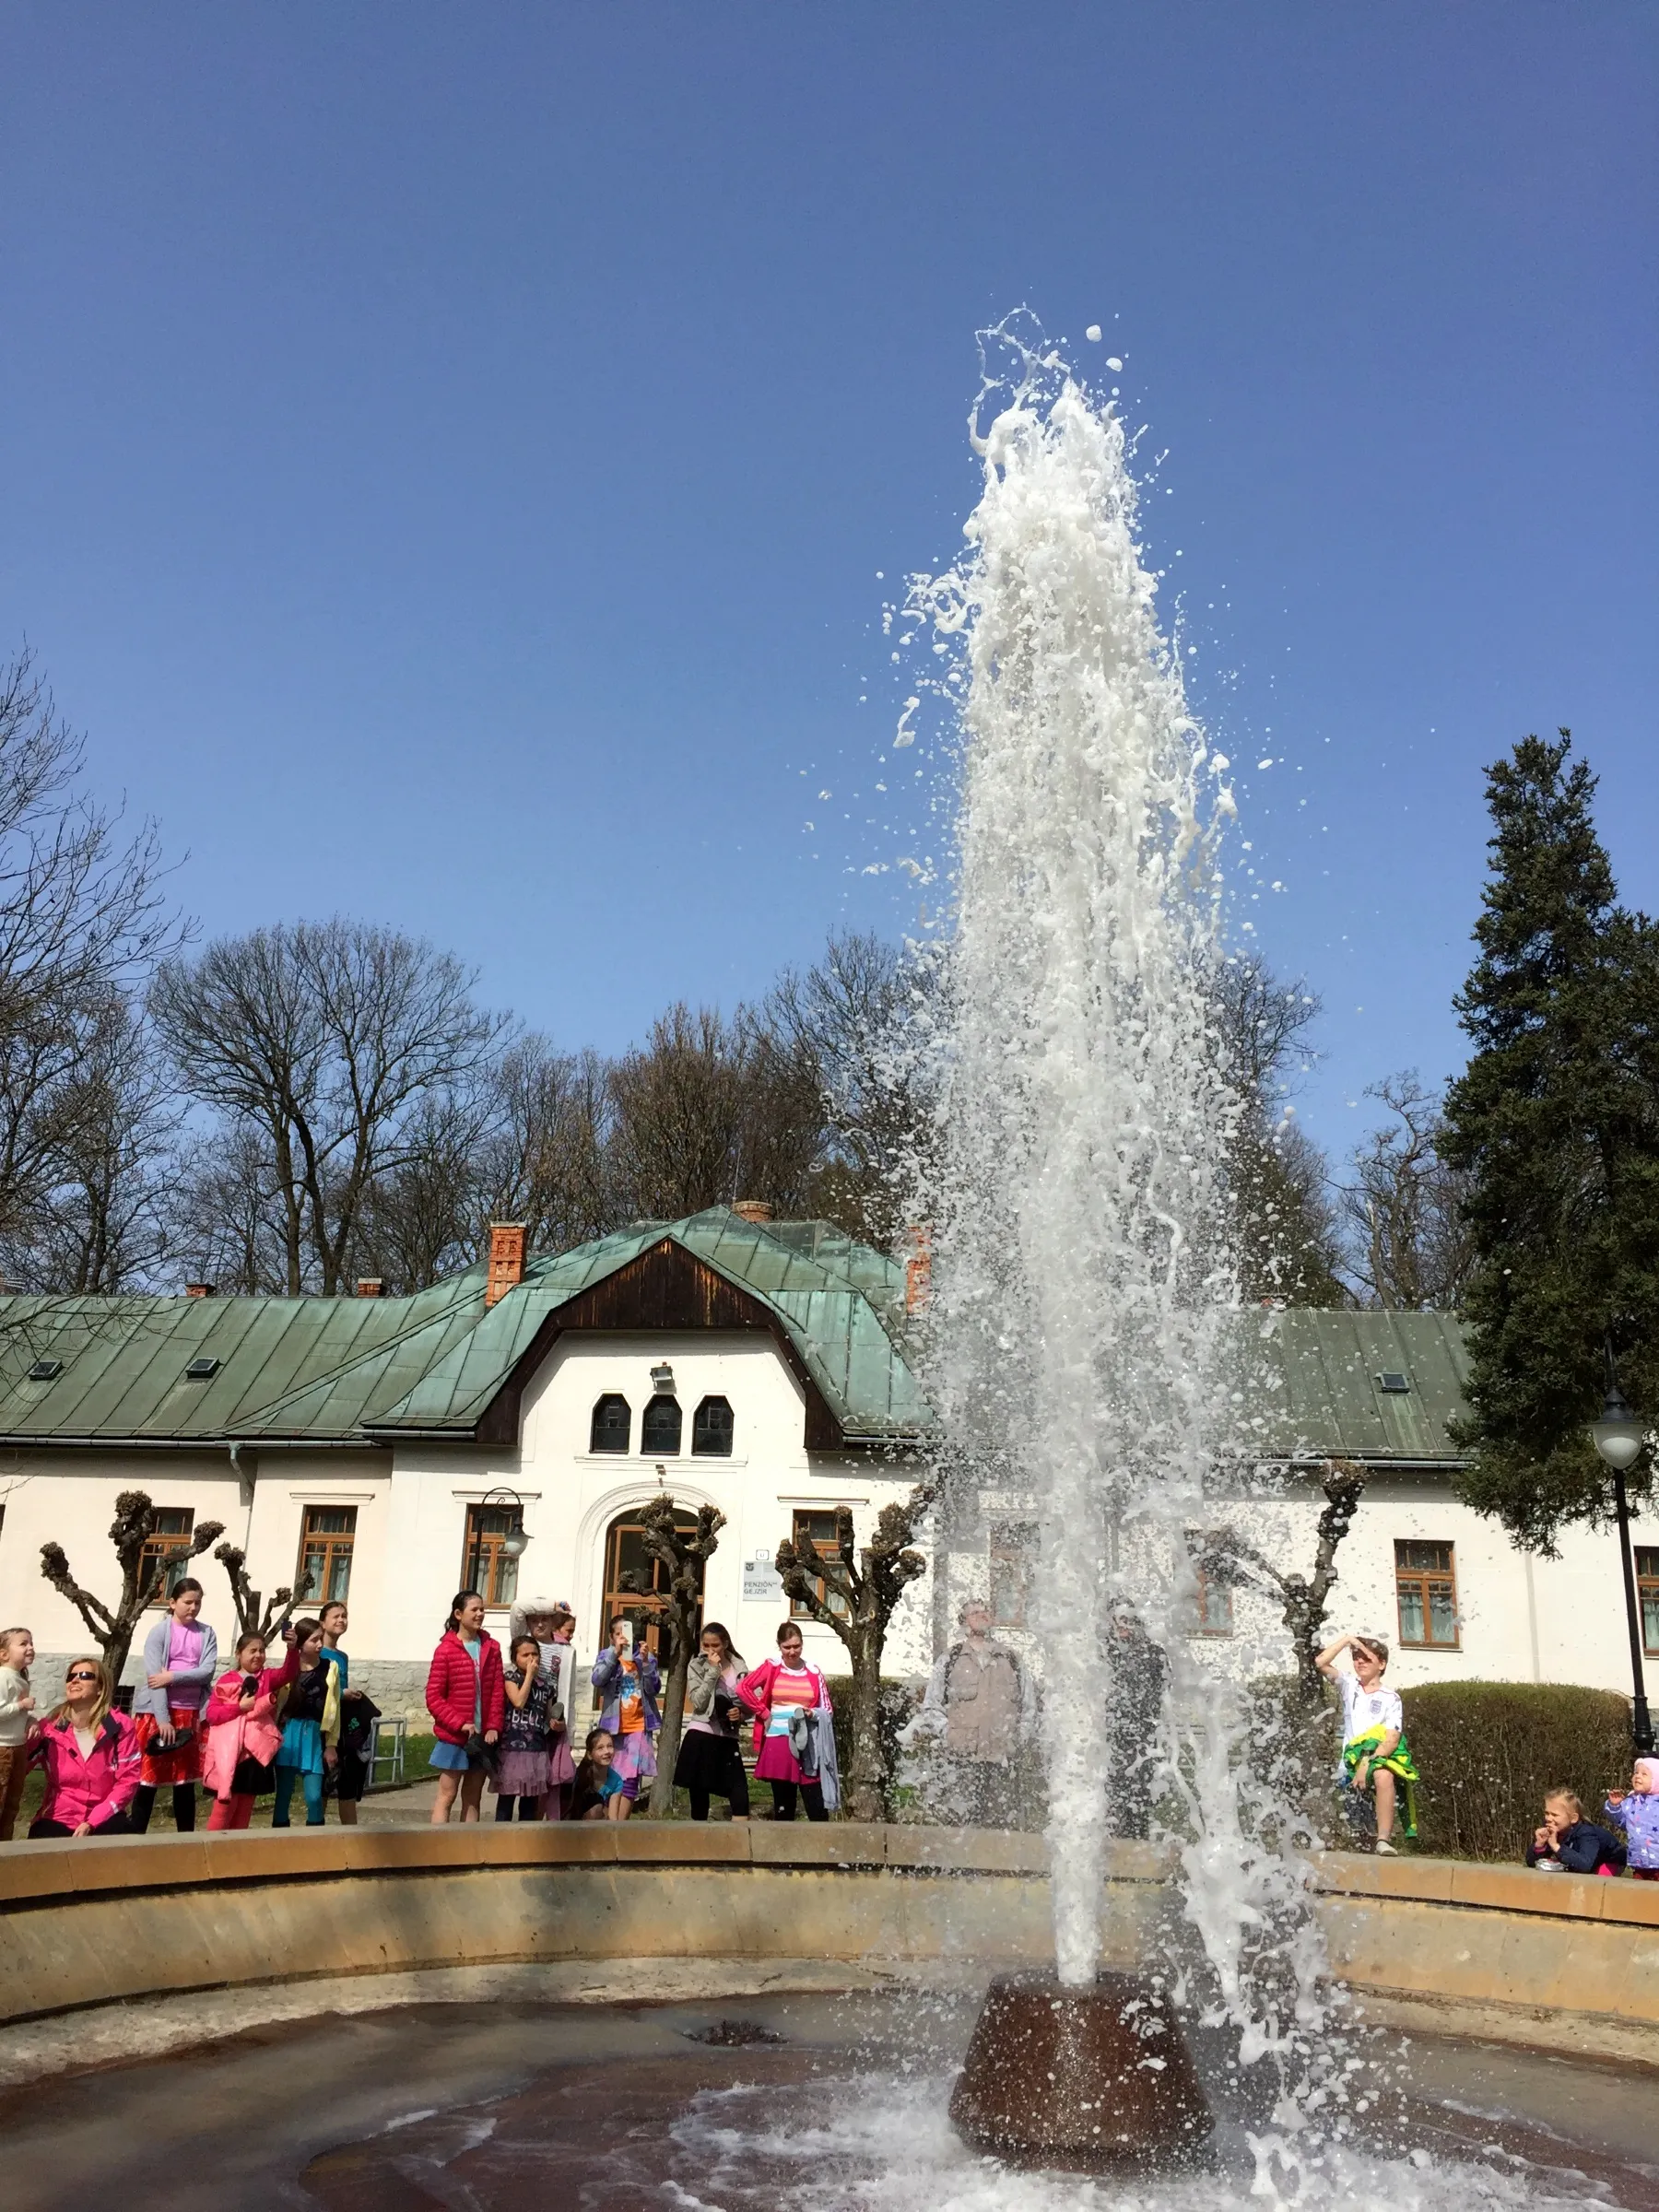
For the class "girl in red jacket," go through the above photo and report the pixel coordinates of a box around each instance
[426,1589,505,1824]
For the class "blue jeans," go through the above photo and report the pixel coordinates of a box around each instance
[272,1766,326,1826]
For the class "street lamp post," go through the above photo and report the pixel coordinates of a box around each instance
[481,1486,530,1561]
[1591,1379,1655,1756]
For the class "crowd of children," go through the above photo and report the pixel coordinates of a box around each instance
[418,1594,837,1824]
[3,1597,1654,1862]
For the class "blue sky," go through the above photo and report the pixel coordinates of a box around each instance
[1,6,1653,1167]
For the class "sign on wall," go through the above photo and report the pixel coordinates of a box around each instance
[742,1551,783,1604]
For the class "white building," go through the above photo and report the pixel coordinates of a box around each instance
[0,1208,1653,1723]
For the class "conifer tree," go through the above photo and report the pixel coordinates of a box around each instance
[1441,732,1659,1549]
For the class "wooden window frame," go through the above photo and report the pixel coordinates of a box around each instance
[1194,1558,1234,1639]
[141,1508,196,1605]
[590,1394,631,1453]
[462,1503,520,1611]
[988,1521,1037,1630]
[640,1394,682,1456]
[691,1394,734,1457]
[1637,1547,1659,1659]
[789,1509,851,1620]
[1394,1537,1460,1650]
[296,1505,357,1607]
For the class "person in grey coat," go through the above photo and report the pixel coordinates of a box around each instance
[130,1579,219,1832]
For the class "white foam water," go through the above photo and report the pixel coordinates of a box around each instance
[666,2075,1589,2211]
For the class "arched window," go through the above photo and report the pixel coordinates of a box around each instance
[641,1394,682,1455]
[590,1394,631,1453]
[691,1394,734,1456]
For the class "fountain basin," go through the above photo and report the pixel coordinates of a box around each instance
[4,1826,1659,2077]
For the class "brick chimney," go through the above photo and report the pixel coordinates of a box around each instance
[185,1282,217,1299]
[356,1278,383,1298]
[732,1199,774,1225]
[904,1223,932,1316]
[485,1222,527,1308]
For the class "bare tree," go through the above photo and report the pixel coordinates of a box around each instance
[775,1472,940,1820]
[763,930,936,1244]
[1209,950,1347,1305]
[474,1038,618,1254]
[41,1489,226,1681]
[1338,1072,1476,1310]
[151,919,508,1293]
[1,995,181,1292]
[1196,1458,1367,1704]
[615,1482,725,1817]
[169,1124,290,1296]
[0,649,178,1268]
[213,1540,314,1641]
[607,1005,750,1219]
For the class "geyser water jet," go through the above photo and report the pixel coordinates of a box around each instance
[909,320,1240,1990]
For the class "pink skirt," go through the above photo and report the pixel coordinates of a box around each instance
[547,1732,576,1786]
[611,1730,657,1787]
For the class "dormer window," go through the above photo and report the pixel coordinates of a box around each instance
[641,1394,682,1455]
[185,1357,220,1381]
[590,1394,631,1453]
[692,1395,734,1456]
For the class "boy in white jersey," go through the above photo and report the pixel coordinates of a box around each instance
[1315,1630,1414,1854]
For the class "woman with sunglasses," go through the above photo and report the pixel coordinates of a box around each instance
[29,1655,140,1839]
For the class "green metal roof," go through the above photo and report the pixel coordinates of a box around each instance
[0,1209,931,1449]
[0,1212,1471,1462]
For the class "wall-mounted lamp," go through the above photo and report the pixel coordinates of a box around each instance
[650,1364,676,1395]
[481,1485,530,1559]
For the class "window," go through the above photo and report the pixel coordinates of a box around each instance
[1638,1547,1659,1658]
[463,1503,520,1609]
[1194,1554,1234,1637]
[641,1394,682,1455]
[590,1394,630,1453]
[1394,1538,1459,1648]
[691,1395,734,1456]
[989,1521,1037,1630]
[602,1508,705,1668]
[789,1509,851,1619]
[141,1508,195,1603]
[297,1506,357,1606]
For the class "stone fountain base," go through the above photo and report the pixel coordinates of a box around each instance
[948,1967,1211,2171]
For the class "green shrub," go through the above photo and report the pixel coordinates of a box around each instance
[1400,1681,1634,1861]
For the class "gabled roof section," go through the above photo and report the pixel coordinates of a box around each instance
[366,1210,932,1447]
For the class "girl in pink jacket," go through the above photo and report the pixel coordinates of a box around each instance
[28,1654,140,1839]
[203,1631,296,1830]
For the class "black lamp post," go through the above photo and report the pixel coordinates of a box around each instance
[1590,1374,1654,1755]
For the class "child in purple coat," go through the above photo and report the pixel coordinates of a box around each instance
[1604,1757,1659,1880]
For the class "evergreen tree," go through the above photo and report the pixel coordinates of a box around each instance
[1441,732,1659,1550]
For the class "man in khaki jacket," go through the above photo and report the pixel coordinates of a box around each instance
[917,1600,1036,1826]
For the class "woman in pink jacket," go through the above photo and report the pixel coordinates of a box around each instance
[28,1654,140,1838]
[203,1630,295,1830]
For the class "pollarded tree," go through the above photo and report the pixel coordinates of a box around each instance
[1441,732,1659,1550]
[615,1483,725,1817]
[41,1488,226,1682]
[775,1473,940,1821]
[213,1540,314,1642]
[1196,1458,1368,1705]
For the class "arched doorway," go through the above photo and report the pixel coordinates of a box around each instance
[601,1507,706,1675]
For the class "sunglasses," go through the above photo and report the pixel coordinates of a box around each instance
[65,1669,100,1684]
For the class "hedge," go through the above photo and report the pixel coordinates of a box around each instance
[1398,1681,1636,1862]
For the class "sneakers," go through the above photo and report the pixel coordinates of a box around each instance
[1374,1838,1399,1856]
